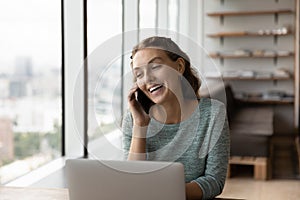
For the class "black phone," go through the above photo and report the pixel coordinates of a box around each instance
[136,88,154,114]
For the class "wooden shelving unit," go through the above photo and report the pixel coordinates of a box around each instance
[208,76,292,81]
[207,9,293,17]
[228,156,269,180]
[204,0,299,127]
[209,53,294,59]
[207,31,292,38]
[236,98,294,105]
[224,77,291,81]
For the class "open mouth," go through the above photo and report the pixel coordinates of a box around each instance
[148,84,164,93]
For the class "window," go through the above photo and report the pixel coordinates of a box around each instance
[85,0,188,160]
[139,0,157,29]
[168,0,179,32]
[87,0,123,159]
[0,0,62,184]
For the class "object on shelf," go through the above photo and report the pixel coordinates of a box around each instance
[277,50,291,56]
[263,50,276,57]
[240,70,255,78]
[262,90,294,101]
[235,91,294,103]
[208,26,291,37]
[256,71,272,79]
[252,49,265,56]
[262,91,283,100]
[220,69,291,80]
[272,68,290,78]
[222,70,256,79]
[209,50,293,58]
[257,26,290,35]
[233,50,251,56]
[219,50,251,57]
[223,71,241,78]
[235,92,262,99]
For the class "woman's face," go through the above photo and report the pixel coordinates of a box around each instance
[132,48,184,104]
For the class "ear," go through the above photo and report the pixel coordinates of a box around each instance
[176,58,185,74]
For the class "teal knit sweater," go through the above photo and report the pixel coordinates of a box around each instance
[122,98,230,200]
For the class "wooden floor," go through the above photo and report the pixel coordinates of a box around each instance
[218,177,300,200]
[271,135,299,179]
[218,135,300,200]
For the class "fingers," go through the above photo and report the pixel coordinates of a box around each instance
[127,84,150,126]
[128,83,139,102]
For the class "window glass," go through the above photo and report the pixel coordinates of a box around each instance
[168,0,179,32]
[0,0,62,184]
[139,0,156,29]
[87,0,122,53]
[87,0,122,159]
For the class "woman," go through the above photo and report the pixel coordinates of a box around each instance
[122,36,229,200]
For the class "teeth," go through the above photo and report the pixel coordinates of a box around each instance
[149,85,162,93]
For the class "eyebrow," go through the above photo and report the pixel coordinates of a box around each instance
[148,56,162,64]
[133,57,163,71]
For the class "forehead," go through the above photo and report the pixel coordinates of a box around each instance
[132,48,169,69]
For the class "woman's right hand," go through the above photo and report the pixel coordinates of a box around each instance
[128,84,150,127]
[127,84,149,160]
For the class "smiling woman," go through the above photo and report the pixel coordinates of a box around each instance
[122,36,230,200]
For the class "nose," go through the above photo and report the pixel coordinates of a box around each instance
[136,67,156,87]
[137,69,155,86]
[144,68,155,84]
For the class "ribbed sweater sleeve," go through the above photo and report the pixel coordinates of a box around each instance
[192,103,230,199]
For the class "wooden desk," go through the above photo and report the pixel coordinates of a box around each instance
[0,186,242,200]
[0,186,69,200]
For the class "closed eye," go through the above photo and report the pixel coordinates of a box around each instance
[152,64,162,70]
[135,72,143,79]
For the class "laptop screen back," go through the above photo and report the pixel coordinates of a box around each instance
[66,159,186,200]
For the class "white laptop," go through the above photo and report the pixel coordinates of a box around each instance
[66,159,186,200]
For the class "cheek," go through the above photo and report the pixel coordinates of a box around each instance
[136,79,148,93]
[160,68,180,83]
[136,78,144,87]
[163,72,181,93]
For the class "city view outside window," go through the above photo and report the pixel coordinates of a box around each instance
[0,0,62,184]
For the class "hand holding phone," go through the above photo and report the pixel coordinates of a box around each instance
[136,88,154,114]
[127,85,154,126]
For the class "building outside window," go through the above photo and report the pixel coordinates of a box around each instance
[0,0,62,184]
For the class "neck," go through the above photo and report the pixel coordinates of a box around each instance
[151,97,198,124]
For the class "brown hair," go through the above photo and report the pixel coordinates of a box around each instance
[131,36,201,99]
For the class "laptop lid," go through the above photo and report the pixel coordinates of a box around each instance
[66,159,186,200]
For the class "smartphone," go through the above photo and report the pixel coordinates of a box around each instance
[136,88,154,114]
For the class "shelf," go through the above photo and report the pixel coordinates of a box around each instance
[207,76,292,81]
[209,52,294,59]
[207,9,293,17]
[223,77,291,81]
[203,1,299,128]
[236,97,294,105]
[207,31,292,38]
